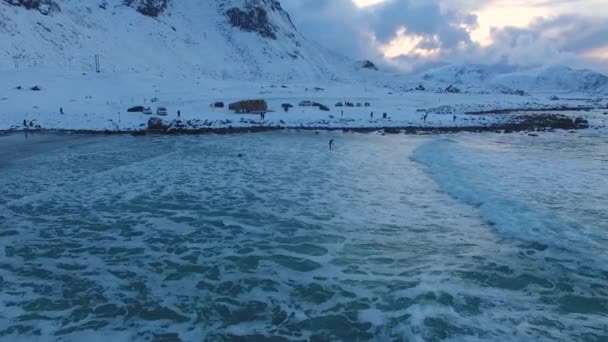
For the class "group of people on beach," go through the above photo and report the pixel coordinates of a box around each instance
[22,119,40,128]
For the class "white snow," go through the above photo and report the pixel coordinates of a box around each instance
[0,0,607,132]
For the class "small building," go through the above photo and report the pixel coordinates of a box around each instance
[229,99,268,113]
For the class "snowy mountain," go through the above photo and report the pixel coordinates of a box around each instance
[2,0,607,94]
[0,0,356,82]
[417,64,608,94]
[496,66,608,93]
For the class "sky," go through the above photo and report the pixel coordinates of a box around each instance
[281,0,608,73]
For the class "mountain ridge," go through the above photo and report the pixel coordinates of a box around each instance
[0,0,356,82]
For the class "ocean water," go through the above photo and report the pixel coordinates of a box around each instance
[0,131,606,341]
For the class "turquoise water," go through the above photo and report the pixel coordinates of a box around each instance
[0,131,606,341]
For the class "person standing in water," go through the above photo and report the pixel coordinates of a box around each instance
[329,139,334,151]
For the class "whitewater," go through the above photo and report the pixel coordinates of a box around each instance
[0,130,606,341]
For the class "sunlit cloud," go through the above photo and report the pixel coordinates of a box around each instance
[380,28,441,58]
[470,4,550,46]
[352,0,385,8]
[584,46,608,60]
[283,0,608,72]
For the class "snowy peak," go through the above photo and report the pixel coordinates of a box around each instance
[418,64,608,94]
[221,0,296,40]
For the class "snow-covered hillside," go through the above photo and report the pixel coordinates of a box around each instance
[417,64,608,94]
[0,0,360,82]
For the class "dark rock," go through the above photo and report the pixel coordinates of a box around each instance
[574,117,589,128]
[226,5,277,39]
[30,85,42,91]
[514,89,527,96]
[3,0,61,15]
[147,117,169,131]
[318,104,329,111]
[124,0,168,17]
[360,60,378,70]
[445,84,461,93]
[415,84,425,91]
[384,128,401,134]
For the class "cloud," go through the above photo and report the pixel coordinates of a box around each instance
[281,0,608,73]
[282,0,475,60]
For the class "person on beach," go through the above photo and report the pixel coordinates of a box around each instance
[453,115,456,122]
[423,114,428,123]
[329,139,334,151]
[383,113,387,119]
[60,107,64,115]
[177,110,181,118]
[370,112,374,118]
[23,119,27,127]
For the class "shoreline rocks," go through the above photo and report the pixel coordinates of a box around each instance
[3,113,591,137]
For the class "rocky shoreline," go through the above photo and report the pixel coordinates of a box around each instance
[0,113,590,136]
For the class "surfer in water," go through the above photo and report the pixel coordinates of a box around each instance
[329,139,334,151]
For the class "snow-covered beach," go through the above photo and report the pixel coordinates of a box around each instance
[1,69,605,134]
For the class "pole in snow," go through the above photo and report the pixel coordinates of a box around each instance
[95,54,101,73]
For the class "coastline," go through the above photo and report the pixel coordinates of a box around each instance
[0,113,590,136]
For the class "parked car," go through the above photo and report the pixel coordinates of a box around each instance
[142,107,153,115]
[156,107,168,116]
[281,103,294,112]
[127,106,145,113]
